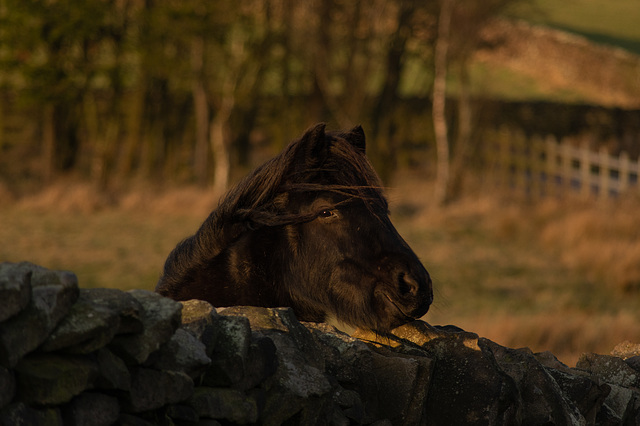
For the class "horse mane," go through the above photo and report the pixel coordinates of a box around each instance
[156,123,387,295]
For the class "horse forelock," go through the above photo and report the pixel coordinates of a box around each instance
[229,130,387,227]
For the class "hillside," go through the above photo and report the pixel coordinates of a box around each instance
[511,0,640,55]
[471,18,640,107]
[466,0,640,106]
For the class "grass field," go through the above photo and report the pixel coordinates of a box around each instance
[389,172,640,365]
[2,177,639,366]
[1,0,638,369]
[512,0,640,54]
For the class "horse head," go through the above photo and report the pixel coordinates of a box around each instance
[156,123,433,332]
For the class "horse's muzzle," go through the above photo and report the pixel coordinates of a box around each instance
[377,261,433,328]
[398,269,433,316]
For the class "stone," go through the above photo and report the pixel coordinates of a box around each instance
[287,394,339,426]
[611,341,640,360]
[41,288,144,354]
[364,346,433,424]
[146,328,211,379]
[370,420,393,426]
[265,331,332,399]
[0,402,63,426]
[317,325,433,424]
[95,347,131,391]
[625,356,640,373]
[382,320,480,347]
[544,366,610,424]
[389,322,521,425]
[85,288,144,334]
[117,413,156,426]
[126,368,194,413]
[334,388,364,423]
[595,402,622,425]
[62,392,120,426]
[0,366,15,409]
[14,353,98,405]
[234,335,278,390]
[0,263,79,368]
[221,306,326,371]
[258,329,334,425]
[5,263,640,425]
[164,404,199,423]
[180,299,219,357]
[108,290,181,365]
[0,262,31,322]
[40,289,122,354]
[218,306,294,333]
[187,387,258,424]
[576,353,640,388]
[535,350,573,373]
[307,323,374,385]
[202,315,251,387]
[310,322,437,424]
[600,384,638,423]
[198,421,222,426]
[483,341,585,425]
[331,407,351,426]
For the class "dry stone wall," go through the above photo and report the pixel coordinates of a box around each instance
[1,262,639,426]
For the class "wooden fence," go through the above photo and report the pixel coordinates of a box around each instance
[484,127,640,199]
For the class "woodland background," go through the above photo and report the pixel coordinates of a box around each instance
[1,0,639,365]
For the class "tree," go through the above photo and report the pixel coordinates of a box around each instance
[432,0,453,205]
[296,0,426,179]
[0,0,107,181]
[431,0,531,204]
[148,0,274,194]
[0,0,148,187]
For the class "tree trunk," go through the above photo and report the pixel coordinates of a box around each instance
[449,60,473,199]
[210,115,230,200]
[84,93,119,189]
[370,2,415,182]
[210,100,233,200]
[432,0,454,206]
[191,36,210,186]
[0,94,4,154]
[115,87,143,183]
[41,103,56,182]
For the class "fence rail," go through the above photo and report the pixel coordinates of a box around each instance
[484,127,640,199]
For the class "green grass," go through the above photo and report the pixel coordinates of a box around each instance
[509,0,640,53]
[465,62,592,103]
[401,0,640,106]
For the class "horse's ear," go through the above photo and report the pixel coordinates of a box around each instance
[293,123,329,170]
[346,125,366,153]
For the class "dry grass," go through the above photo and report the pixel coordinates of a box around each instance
[388,170,640,365]
[485,196,640,293]
[2,177,639,366]
[0,182,213,290]
[448,311,640,366]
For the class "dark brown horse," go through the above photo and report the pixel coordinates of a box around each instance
[156,124,432,331]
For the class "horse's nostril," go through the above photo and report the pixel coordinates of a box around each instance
[399,272,420,296]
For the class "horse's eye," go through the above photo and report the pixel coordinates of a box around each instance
[318,209,337,219]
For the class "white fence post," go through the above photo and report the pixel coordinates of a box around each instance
[580,142,591,198]
[598,147,610,199]
[485,128,639,200]
[619,152,630,194]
